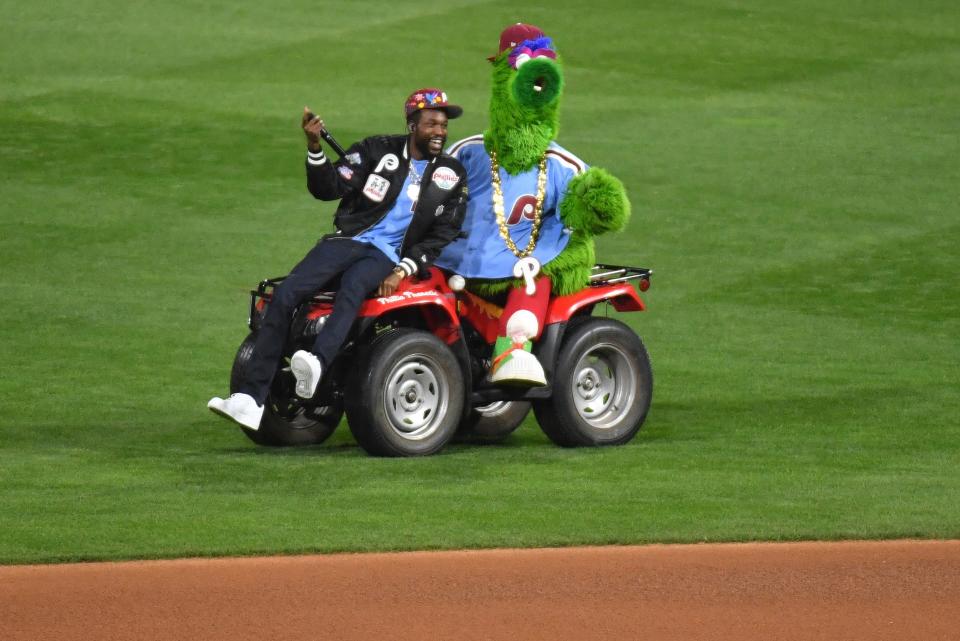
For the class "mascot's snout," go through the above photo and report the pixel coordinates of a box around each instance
[513,57,562,107]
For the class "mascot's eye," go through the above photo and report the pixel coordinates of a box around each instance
[513,53,531,69]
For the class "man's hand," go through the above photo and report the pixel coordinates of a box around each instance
[303,106,325,151]
[377,272,404,297]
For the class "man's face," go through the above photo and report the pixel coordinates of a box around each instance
[411,108,450,158]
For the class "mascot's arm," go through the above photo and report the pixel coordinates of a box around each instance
[558,166,630,235]
[541,230,595,296]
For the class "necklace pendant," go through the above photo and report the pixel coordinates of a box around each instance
[406,183,420,201]
[513,256,541,296]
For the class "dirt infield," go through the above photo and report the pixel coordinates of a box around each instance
[2,540,958,640]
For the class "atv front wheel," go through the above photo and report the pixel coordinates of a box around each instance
[533,318,652,447]
[345,329,464,457]
[230,334,342,447]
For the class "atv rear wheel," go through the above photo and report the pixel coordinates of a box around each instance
[533,318,652,447]
[345,329,464,457]
[230,334,342,447]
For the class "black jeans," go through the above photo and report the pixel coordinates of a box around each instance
[237,239,395,405]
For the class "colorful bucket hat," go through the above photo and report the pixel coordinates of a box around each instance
[404,88,463,119]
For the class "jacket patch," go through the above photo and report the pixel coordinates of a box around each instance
[431,166,459,190]
[373,153,400,174]
[338,165,354,180]
[362,174,390,202]
[345,152,362,165]
[434,205,445,216]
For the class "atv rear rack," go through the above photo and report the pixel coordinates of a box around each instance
[248,277,336,330]
[251,276,335,305]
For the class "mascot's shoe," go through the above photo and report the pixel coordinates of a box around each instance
[291,350,323,399]
[490,338,547,386]
[207,393,263,431]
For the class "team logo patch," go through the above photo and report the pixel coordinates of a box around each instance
[362,174,390,202]
[374,153,400,174]
[345,152,362,166]
[431,166,459,190]
[337,165,354,180]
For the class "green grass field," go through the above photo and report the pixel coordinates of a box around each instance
[2,0,958,564]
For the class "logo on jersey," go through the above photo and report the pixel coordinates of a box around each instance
[431,166,459,190]
[506,194,538,225]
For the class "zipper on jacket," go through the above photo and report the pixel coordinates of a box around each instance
[397,154,439,262]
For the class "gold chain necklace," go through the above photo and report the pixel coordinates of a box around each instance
[490,149,548,258]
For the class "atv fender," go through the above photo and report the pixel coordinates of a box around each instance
[544,284,645,325]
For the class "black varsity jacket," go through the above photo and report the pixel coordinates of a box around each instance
[306,134,467,278]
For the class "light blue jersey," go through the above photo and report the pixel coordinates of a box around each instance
[354,158,429,263]
[435,136,587,278]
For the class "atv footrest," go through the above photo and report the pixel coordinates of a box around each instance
[470,386,552,404]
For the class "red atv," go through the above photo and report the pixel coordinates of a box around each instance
[228,264,653,456]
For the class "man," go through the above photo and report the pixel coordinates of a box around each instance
[208,89,468,430]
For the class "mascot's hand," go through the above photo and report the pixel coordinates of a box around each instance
[559,166,631,236]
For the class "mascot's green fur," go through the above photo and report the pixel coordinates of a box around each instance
[473,30,631,297]
[434,24,632,385]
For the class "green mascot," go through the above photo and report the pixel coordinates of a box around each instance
[436,23,631,386]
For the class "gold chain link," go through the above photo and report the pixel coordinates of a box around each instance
[490,149,547,259]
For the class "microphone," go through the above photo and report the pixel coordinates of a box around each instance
[306,111,347,158]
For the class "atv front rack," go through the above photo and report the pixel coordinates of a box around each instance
[590,264,653,288]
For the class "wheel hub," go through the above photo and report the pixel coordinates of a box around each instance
[570,343,638,428]
[577,368,602,400]
[400,381,423,411]
[384,356,447,438]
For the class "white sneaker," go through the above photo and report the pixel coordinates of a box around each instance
[207,393,264,430]
[490,349,547,386]
[290,350,323,399]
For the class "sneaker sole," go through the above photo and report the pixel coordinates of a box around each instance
[291,357,319,399]
[207,402,261,431]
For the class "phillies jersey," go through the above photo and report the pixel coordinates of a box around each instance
[434,135,587,278]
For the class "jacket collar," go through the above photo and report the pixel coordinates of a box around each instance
[404,137,439,165]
